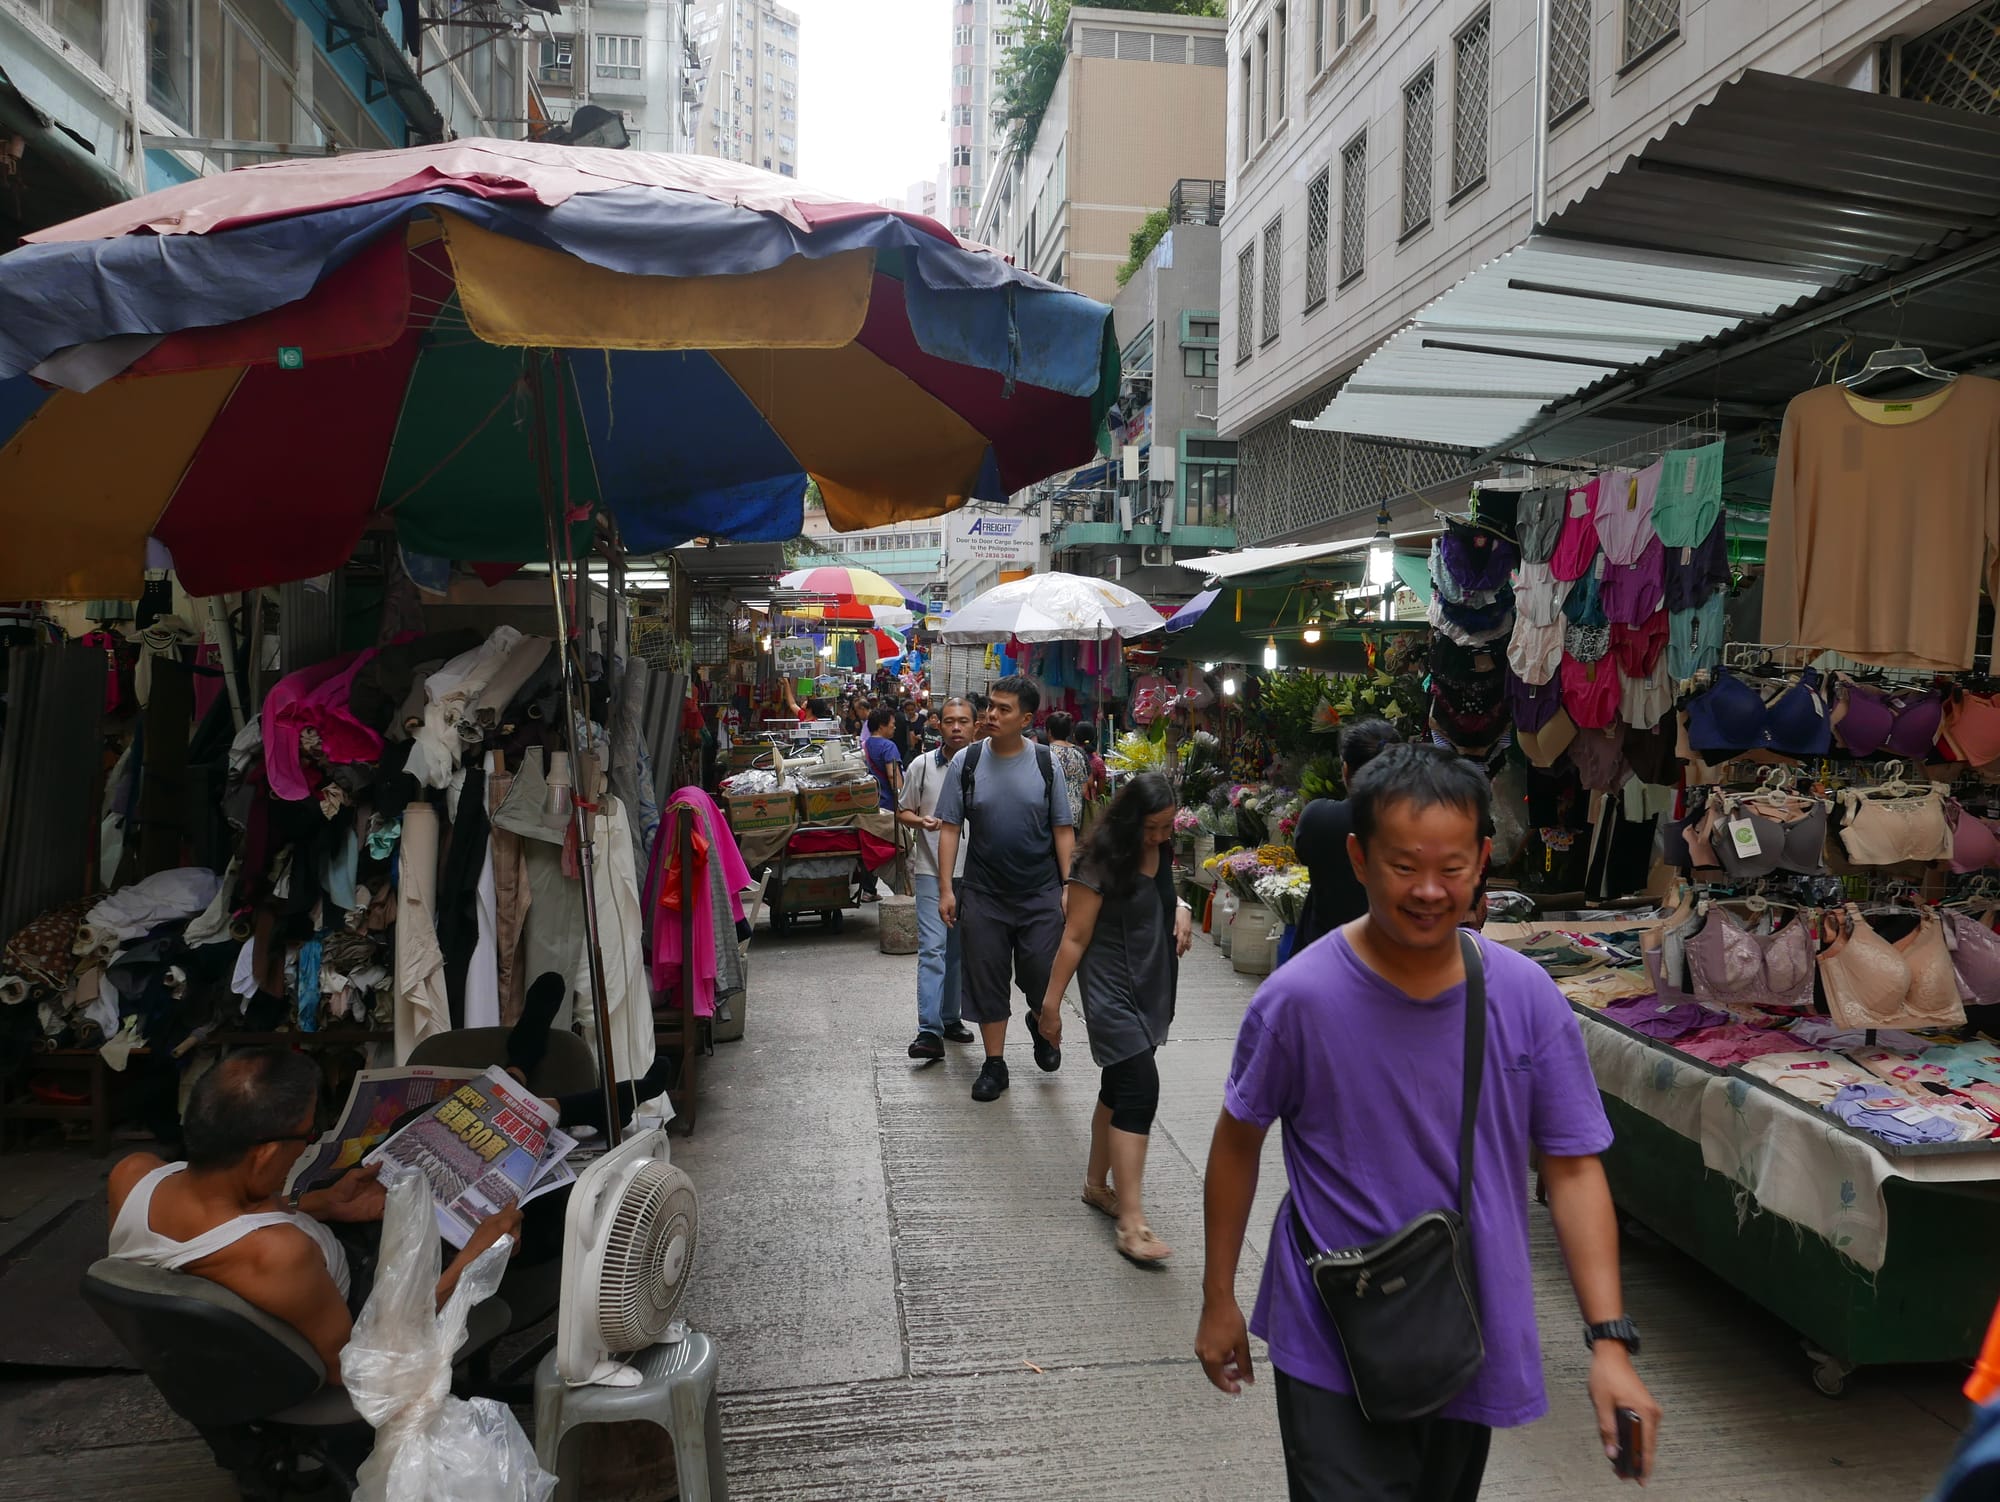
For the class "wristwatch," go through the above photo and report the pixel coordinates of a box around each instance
[1584,1317,1641,1356]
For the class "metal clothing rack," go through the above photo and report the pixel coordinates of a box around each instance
[1484,404,1727,487]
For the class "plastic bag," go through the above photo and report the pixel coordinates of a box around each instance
[341,1166,556,1502]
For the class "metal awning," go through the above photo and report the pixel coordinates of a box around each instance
[0,62,131,242]
[1301,70,2000,455]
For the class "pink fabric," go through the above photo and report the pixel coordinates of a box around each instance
[785,826,898,870]
[1673,1023,1809,1067]
[646,787,752,1016]
[260,647,387,802]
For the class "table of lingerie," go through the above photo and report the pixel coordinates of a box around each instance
[1499,913,2000,1380]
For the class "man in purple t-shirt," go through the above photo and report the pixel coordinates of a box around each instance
[1196,745,1660,1498]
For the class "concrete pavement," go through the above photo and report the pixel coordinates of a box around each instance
[0,900,1973,1500]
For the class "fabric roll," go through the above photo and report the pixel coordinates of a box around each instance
[0,975,28,1006]
[521,840,584,1038]
[472,634,552,725]
[465,847,500,1030]
[436,763,491,1029]
[486,755,533,1026]
[393,802,448,1063]
[588,795,657,1083]
[491,747,568,844]
[609,658,662,865]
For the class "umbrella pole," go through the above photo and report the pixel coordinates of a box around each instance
[529,353,623,1148]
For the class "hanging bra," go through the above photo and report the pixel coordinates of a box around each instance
[1549,479,1603,582]
[1685,907,1816,1012]
[1946,910,2000,1004]
[1943,691,2000,768]
[1704,795,1829,880]
[1832,677,1943,761]
[1819,906,1967,1032]
[1949,801,2000,873]
[1594,466,1657,566]
[1836,782,1954,866]
[1515,484,1566,565]
[1560,653,1621,729]
[1684,670,1831,759]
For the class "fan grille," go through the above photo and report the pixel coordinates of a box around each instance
[596,1162,699,1352]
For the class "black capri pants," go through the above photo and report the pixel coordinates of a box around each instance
[1097,1049,1160,1135]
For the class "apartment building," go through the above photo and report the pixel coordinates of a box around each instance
[972,4,1228,301]
[532,0,699,151]
[688,0,799,175]
[0,0,540,242]
[947,0,1024,238]
[1215,0,1981,546]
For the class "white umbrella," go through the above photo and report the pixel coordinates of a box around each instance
[940,571,1164,643]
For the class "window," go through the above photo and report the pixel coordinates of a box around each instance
[763,70,773,86]
[1312,0,1325,73]
[953,64,972,86]
[1548,0,1590,121]
[779,163,795,176]
[1273,3,1287,121]
[1181,312,1220,379]
[779,133,794,152]
[1304,167,1330,308]
[1235,245,1254,364]
[952,104,972,126]
[1401,63,1434,237]
[951,184,972,206]
[1339,130,1367,284]
[594,33,642,80]
[148,0,194,126]
[1239,49,1253,161]
[36,0,107,63]
[1256,25,1269,140]
[952,145,972,167]
[1183,436,1238,528]
[1260,217,1282,345]
[953,23,973,45]
[1623,0,1678,65]
[1334,0,1371,48]
[149,0,314,152]
[1183,345,1219,378]
[1452,10,1489,197]
[994,30,1012,49]
[540,37,573,86]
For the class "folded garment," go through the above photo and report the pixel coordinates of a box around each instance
[1825,1083,1967,1145]
[1783,1019,1933,1054]
[84,868,223,945]
[1916,1040,2000,1090]
[1848,1045,1953,1093]
[1675,1025,1811,1068]
[1,897,93,990]
[1560,970,1659,1009]
[1739,1050,1876,1104]
[1599,994,1730,1040]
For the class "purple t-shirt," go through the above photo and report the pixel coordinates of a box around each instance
[1224,930,1613,1428]
[862,734,902,811]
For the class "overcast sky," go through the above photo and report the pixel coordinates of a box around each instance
[788,0,951,204]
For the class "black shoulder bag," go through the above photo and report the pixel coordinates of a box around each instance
[1287,929,1488,1423]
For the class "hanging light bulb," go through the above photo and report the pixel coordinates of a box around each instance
[1301,617,1323,645]
[1221,675,1238,696]
[819,642,835,659]
[1366,508,1396,588]
[1263,637,1279,670]
[1202,661,1218,673]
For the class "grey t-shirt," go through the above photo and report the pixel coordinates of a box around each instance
[1070,860,1175,1068]
[934,740,1073,895]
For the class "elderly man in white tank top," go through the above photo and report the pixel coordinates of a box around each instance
[107,1046,521,1384]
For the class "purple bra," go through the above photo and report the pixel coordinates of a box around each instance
[1685,909,1816,1012]
[1832,677,1942,760]
[1947,911,2000,1003]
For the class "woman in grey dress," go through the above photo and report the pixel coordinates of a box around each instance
[1037,773,1192,1266]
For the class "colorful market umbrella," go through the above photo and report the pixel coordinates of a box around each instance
[941,571,1166,644]
[777,565,925,622]
[0,141,1120,600]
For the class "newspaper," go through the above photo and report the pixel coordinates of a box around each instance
[365,1066,569,1247]
[287,1065,483,1200]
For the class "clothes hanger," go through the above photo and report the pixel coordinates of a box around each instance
[1836,343,1959,390]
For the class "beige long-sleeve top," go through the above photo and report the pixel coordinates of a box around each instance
[1761,377,2000,670]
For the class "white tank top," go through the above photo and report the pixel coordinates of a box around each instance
[108,1162,351,1300]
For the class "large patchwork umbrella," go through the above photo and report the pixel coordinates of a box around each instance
[776,565,925,623]
[0,141,1119,600]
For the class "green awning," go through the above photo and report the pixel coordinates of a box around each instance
[0,63,131,242]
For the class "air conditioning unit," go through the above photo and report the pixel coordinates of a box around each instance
[1139,545,1175,568]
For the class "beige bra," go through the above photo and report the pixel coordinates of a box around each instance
[1818,905,1967,1032]
[1836,783,1953,867]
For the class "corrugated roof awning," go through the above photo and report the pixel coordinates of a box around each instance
[1300,70,2000,454]
[0,62,131,241]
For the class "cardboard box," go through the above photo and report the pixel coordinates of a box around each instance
[798,780,877,822]
[779,875,851,909]
[725,791,797,835]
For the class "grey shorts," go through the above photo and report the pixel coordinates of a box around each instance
[956,882,1064,1025]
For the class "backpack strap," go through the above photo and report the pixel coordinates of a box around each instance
[959,741,983,819]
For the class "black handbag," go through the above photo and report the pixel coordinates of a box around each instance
[1287,929,1488,1423]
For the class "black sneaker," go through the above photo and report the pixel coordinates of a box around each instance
[941,1022,976,1044]
[971,1058,1010,1102]
[908,1031,944,1061]
[1025,1008,1062,1073]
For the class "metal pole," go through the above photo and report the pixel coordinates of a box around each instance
[528,354,623,1147]
[212,594,247,734]
[1531,0,1552,228]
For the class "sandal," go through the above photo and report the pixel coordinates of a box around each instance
[1081,1183,1119,1219]
[1116,1224,1172,1267]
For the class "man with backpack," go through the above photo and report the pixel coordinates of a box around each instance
[934,676,1075,1102]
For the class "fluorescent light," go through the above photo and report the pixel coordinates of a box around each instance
[1202,660,1217,672]
[1221,675,1238,696]
[1262,637,1278,670]
[1366,508,1396,588]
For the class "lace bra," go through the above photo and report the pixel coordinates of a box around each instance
[1946,910,2000,1006]
[1819,906,1966,1032]
[1684,907,1816,1012]
[1836,782,1954,866]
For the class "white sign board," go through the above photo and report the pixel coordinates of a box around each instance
[955,515,1037,563]
[774,638,819,678]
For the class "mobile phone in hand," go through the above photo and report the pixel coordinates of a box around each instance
[1612,1407,1645,1480]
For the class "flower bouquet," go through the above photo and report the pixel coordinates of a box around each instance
[1254,866,1312,927]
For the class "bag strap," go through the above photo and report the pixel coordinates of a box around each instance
[1455,929,1488,1225]
[960,741,983,815]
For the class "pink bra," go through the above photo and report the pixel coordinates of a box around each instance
[1685,908,1816,1012]
[1819,906,1966,1032]
[1949,801,2000,873]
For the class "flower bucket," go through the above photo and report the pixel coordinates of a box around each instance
[1275,923,1299,967]
[1192,833,1216,889]
[1231,901,1276,975]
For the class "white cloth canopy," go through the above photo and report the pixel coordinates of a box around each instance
[939,571,1163,644]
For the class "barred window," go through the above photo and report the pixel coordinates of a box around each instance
[1261,216,1283,345]
[1548,0,1590,121]
[1339,131,1367,284]
[1236,245,1255,364]
[1623,0,1678,65]
[1401,63,1434,237]
[1452,10,1489,197]
[1304,168,1330,309]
